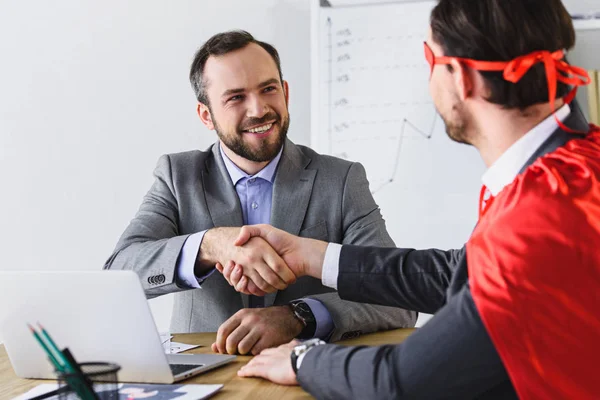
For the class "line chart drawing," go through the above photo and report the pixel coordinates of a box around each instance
[370,112,438,194]
[322,15,439,194]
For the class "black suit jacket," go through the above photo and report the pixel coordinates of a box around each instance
[297,110,589,399]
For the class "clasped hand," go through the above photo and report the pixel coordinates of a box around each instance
[215,224,326,296]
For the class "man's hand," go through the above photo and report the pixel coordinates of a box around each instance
[211,306,304,355]
[218,224,328,294]
[238,340,300,385]
[198,227,296,294]
[217,261,262,296]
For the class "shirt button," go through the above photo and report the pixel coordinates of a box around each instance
[249,178,256,184]
[251,202,258,210]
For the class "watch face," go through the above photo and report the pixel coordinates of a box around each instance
[295,302,311,314]
[293,301,316,323]
[291,301,317,339]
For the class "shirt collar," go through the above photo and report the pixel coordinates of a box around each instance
[219,144,284,186]
[481,104,571,196]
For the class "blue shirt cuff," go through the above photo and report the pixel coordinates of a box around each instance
[301,298,335,340]
[175,230,214,288]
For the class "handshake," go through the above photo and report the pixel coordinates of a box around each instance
[200,225,328,296]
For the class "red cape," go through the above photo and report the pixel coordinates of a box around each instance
[467,126,600,399]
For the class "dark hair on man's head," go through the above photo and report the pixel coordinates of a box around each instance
[189,30,283,105]
[430,0,575,110]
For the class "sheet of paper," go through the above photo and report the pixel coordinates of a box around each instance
[167,341,201,354]
[15,382,223,400]
[13,383,59,400]
[159,332,173,344]
[159,332,201,354]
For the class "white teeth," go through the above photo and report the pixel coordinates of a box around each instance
[247,123,273,133]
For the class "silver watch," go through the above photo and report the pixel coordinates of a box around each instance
[291,338,326,374]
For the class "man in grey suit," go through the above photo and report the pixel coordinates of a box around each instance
[104,30,415,356]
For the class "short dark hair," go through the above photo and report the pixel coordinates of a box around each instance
[189,30,284,105]
[430,0,575,110]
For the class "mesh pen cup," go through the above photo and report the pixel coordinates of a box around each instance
[56,362,121,400]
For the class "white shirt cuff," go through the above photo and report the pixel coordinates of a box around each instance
[321,243,342,290]
[175,231,207,288]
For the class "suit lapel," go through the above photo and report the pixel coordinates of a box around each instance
[201,145,250,308]
[202,144,244,228]
[264,140,316,307]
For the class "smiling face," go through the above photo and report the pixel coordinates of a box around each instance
[197,43,290,164]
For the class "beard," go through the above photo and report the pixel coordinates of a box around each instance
[214,111,290,163]
[439,98,473,146]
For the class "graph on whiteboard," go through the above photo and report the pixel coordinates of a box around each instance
[317,2,440,195]
[311,1,484,251]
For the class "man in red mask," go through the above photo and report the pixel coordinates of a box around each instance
[220,0,600,398]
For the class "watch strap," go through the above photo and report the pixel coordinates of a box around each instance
[290,339,326,375]
[291,349,299,374]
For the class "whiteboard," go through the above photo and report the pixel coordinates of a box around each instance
[311,0,485,251]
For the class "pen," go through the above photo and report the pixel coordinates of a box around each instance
[35,323,98,400]
[62,348,98,400]
[27,324,63,373]
[36,323,70,372]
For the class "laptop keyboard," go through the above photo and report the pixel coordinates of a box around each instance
[170,363,205,376]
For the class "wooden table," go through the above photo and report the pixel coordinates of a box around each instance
[1,329,416,399]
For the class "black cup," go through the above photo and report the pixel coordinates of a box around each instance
[56,362,121,400]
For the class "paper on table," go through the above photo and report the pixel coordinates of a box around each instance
[159,332,173,344]
[167,341,201,354]
[15,382,223,400]
[159,332,201,354]
[13,383,59,400]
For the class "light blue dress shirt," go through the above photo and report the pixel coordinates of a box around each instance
[175,145,334,339]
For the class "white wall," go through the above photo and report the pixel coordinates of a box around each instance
[0,0,311,332]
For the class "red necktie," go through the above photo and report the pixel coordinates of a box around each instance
[479,185,495,219]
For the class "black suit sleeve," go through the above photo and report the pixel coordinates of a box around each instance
[337,245,465,313]
[297,285,515,400]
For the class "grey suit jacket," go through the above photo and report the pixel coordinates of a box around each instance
[104,139,416,340]
[297,111,590,399]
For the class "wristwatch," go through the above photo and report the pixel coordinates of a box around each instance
[290,338,326,374]
[288,300,317,339]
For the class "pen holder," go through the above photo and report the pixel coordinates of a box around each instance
[56,362,121,400]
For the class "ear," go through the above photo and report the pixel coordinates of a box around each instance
[283,80,290,106]
[197,102,215,130]
[449,59,474,101]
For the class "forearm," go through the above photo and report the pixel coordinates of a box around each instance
[297,237,329,279]
[298,344,402,399]
[335,245,462,313]
[194,228,227,276]
[104,153,198,297]
[297,286,513,399]
[104,235,190,298]
[331,160,458,313]
[304,292,416,342]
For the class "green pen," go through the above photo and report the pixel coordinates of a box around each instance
[37,323,98,400]
[36,323,71,371]
[27,324,63,373]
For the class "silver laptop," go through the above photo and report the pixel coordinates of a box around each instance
[0,271,235,383]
